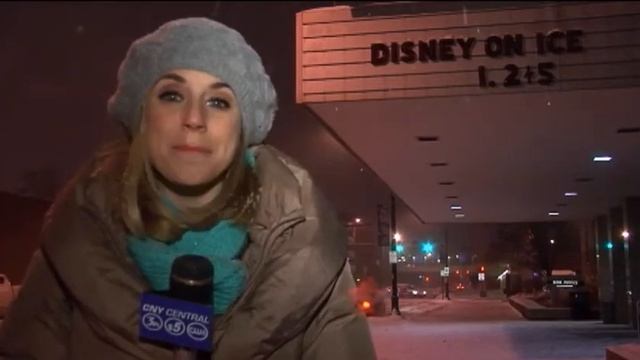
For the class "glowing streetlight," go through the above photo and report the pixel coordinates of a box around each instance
[355,218,362,224]
[394,233,402,241]
[622,230,630,239]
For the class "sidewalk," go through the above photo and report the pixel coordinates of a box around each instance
[368,296,638,360]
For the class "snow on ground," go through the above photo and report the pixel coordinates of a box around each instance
[368,295,638,360]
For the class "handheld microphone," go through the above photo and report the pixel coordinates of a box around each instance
[170,255,214,360]
[138,255,214,360]
[170,254,213,305]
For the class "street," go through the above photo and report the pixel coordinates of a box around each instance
[368,292,638,360]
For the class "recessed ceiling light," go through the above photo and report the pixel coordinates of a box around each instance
[454,214,465,218]
[593,156,612,162]
[617,127,640,134]
[417,136,439,142]
[548,212,560,216]
[450,205,462,210]
[564,192,578,197]
[439,181,455,186]
[575,177,594,183]
[430,162,448,167]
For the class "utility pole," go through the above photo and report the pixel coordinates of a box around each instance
[390,195,401,315]
[445,225,450,300]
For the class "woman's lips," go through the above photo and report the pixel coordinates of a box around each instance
[172,145,212,154]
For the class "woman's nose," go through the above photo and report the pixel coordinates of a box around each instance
[182,103,206,131]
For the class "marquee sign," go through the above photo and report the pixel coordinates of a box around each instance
[296,2,640,102]
[371,30,584,89]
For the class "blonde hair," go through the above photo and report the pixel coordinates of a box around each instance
[99,106,260,243]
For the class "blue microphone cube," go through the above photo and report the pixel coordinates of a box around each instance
[139,292,214,352]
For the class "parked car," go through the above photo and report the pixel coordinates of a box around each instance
[396,283,428,298]
[0,274,16,317]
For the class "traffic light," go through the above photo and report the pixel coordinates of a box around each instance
[420,242,434,254]
[606,242,614,250]
[480,266,485,272]
[396,243,405,254]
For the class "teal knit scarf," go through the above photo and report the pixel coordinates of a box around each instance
[127,151,256,315]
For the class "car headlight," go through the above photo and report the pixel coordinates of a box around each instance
[422,290,427,295]
[412,290,418,295]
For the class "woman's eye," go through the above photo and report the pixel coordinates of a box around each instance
[207,97,230,110]
[158,91,182,102]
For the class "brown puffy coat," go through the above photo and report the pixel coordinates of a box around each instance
[0,145,377,360]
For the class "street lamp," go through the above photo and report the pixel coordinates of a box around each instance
[548,238,556,273]
[390,195,401,315]
[347,217,366,244]
[622,230,630,239]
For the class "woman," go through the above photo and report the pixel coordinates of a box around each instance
[0,18,376,359]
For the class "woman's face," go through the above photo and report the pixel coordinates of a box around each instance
[143,69,242,188]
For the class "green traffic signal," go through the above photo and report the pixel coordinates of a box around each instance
[420,242,434,254]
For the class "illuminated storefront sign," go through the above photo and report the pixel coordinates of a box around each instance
[551,278,580,289]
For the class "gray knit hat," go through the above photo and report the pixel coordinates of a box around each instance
[107,17,277,145]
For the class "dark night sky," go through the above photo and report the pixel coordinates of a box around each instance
[0,2,405,232]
